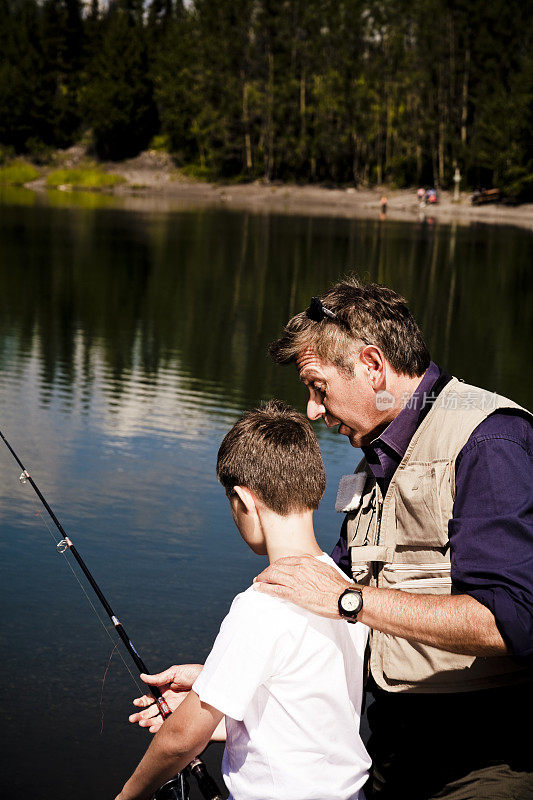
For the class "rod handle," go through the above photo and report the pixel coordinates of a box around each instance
[148,687,172,719]
[189,759,224,800]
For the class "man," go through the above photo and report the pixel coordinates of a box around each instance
[131,277,532,799]
[253,278,533,799]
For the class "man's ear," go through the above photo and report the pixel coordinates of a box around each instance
[360,345,386,391]
[233,485,258,515]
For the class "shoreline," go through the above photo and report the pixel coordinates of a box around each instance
[117,181,533,231]
[14,149,533,230]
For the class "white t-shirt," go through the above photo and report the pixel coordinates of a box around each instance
[192,554,370,800]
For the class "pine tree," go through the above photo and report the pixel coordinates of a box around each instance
[82,0,158,160]
[40,0,84,147]
[0,0,57,152]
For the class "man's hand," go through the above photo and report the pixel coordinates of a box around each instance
[129,665,203,733]
[254,556,508,656]
[254,555,352,618]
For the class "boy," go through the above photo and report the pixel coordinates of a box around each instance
[116,401,370,800]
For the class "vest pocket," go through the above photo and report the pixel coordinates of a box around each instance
[381,562,452,591]
[393,462,453,547]
[379,630,478,689]
[377,579,477,689]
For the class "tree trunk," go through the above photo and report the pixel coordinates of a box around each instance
[299,70,306,170]
[385,83,393,177]
[242,76,252,174]
[265,48,274,180]
[299,70,306,142]
[438,66,445,185]
[461,46,470,146]
[376,109,383,184]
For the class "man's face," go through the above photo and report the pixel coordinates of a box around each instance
[296,347,383,448]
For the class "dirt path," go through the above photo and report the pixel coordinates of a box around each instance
[107,152,533,230]
[27,148,533,230]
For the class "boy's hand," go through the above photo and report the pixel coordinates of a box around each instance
[254,555,353,618]
[129,664,203,733]
[119,691,223,800]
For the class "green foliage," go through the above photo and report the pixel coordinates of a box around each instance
[0,0,531,193]
[0,160,40,184]
[503,167,533,201]
[149,134,171,152]
[180,163,214,181]
[0,145,16,164]
[46,165,125,188]
[0,0,52,150]
[81,2,158,160]
[0,0,85,151]
[40,0,85,145]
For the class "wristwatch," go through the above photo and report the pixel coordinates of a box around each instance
[338,587,363,623]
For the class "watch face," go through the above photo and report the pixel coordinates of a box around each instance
[341,592,362,612]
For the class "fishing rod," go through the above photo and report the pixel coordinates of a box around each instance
[0,429,224,800]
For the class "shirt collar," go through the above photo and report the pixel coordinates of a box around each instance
[370,361,441,460]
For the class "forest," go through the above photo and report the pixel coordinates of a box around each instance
[1,0,532,196]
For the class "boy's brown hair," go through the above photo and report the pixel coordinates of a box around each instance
[269,275,430,377]
[216,400,326,515]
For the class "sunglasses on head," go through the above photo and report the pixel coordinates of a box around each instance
[306,296,338,322]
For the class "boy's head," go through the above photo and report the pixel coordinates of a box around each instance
[216,400,326,516]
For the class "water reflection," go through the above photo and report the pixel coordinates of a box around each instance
[0,196,531,799]
[1,201,531,409]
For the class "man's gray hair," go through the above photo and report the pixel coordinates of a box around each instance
[269,275,430,377]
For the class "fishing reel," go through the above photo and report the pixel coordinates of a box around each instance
[155,759,224,800]
[154,773,188,800]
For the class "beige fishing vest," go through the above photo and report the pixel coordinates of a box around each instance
[344,378,531,693]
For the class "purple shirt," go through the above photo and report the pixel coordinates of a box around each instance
[331,362,533,665]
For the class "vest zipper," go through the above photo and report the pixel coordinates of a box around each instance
[385,563,451,573]
[372,496,384,585]
[391,576,452,590]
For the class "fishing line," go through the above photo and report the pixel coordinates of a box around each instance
[37,508,145,736]
[100,641,120,734]
[36,507,144,696]
[1,428,224,800]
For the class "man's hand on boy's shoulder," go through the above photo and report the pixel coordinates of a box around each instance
[129,664,203,733]
[254,555,352,618]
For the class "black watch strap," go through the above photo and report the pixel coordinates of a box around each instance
[338,587,363,623]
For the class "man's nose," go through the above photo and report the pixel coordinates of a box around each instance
[307,398,326,421]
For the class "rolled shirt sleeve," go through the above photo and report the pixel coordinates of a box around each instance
[449,411,533,664]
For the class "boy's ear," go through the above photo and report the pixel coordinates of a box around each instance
[233,485,257,515]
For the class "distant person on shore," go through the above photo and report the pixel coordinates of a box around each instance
[379,196,387,216]
[117,401,370,800]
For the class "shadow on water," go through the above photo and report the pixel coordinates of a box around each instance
[0,194,531,798]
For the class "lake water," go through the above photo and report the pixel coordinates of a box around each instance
[0,187,531,799]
